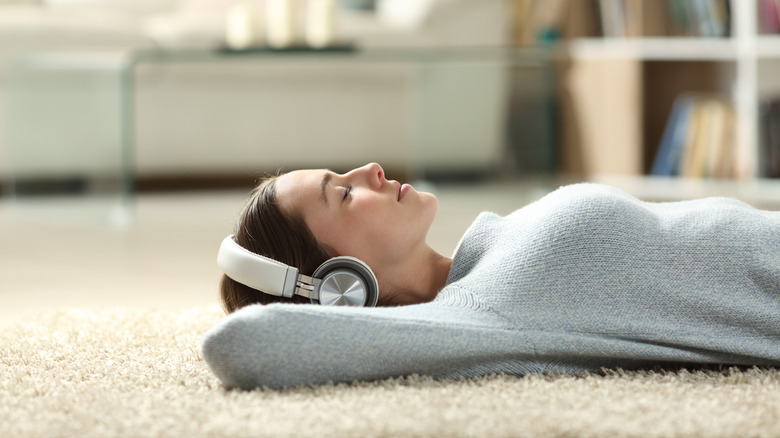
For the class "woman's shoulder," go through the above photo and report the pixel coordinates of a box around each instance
[447,184,645,282]
[536,183,638,209]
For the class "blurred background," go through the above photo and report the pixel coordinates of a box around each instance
[1,0,779,324]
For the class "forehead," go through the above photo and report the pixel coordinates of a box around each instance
[275,169,325,213]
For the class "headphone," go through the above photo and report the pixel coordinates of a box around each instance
[217,235,379,307]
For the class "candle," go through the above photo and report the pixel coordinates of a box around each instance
[267,0,302,48]
[225,1,263,50]
[306,0,338,48]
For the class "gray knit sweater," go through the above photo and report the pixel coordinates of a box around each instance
[201,183,780,389]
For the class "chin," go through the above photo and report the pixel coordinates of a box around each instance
[416,189,437,202]
[418,192,439,225]
[422,192,439,211]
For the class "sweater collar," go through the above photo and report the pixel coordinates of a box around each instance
[446,211,501,285]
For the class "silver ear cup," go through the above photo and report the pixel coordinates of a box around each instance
[318,270,368,306]
[311,257,379,307]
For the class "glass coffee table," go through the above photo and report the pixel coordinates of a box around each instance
[3,46,553,222]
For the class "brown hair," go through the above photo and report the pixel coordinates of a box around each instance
[219,176,330,313]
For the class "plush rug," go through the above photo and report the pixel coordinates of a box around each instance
[2,307,779,438]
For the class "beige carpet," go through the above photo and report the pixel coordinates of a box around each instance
[2,307,779,438]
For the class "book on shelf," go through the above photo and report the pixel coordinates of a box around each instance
[651,94,736,179]
[638,0,730,37]
[512,0,573,45]
[560,56,642,176]
[512,0,731,43]
[651,95,694,176]
[759,97,780,178]
[759,0,780,34]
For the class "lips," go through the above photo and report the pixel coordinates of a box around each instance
[391,180,405,202]
[398,183,411,201]
[390,180,412,201]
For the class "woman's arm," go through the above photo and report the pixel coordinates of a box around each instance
[199,301,536,389]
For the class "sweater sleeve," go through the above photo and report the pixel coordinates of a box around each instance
[199,299,534,389]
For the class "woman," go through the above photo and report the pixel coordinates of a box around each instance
[202,163,780,389]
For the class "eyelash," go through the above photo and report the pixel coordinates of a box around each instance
[342,185,352,201]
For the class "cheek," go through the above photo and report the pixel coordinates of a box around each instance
[333,208,393,253]
[313,213,370,257]
[367,206,424,248]
[304,211,344,256]
[334,195,436,256]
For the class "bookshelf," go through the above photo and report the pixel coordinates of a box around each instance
[757,36,780,57]
[566,37,738,60]
[550,0,780,183]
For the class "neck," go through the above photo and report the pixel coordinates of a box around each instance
[379,246,453,306]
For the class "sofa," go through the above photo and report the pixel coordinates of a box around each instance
[0,0,513,185]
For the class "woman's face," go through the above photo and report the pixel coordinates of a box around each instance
[275,163,439,267]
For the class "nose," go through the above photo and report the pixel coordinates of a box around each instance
[347,162,385,189]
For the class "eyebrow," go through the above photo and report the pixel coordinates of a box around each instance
[320,172,332,205]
